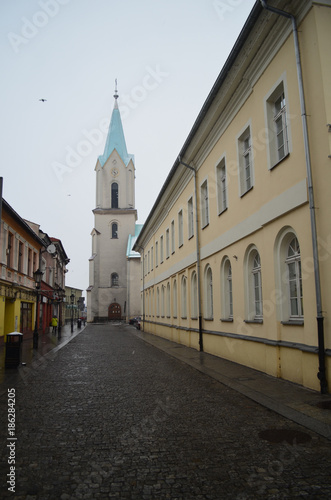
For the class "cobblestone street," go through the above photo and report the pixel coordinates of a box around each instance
[1,324,331,499]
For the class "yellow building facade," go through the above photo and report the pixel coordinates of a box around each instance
[134,0,331,393]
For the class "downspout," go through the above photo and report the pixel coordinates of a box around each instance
[178,158,203,352]
[260,1,327,393]
[136,244,145,331]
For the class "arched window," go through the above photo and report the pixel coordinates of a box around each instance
[111,273,119,287]
[274,228,303,322]
[244,246,263,321]
[111,182,119,208]
[221,258,233,320]
[191,271,198,319]
[181,276,187,318]
[252,252,263,319]
[161,285,165,317]
[111,222,118,239]
[166,283,171,318]
[286,237,303,318]
[204,265,213,319]
[173,280,177,318]
[156,288,160,317]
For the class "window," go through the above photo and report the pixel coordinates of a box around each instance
[171,220,175,254]
[160,235,164,263]
[156,288,160,317]
[111,273,119,287]
[201,180,209,227]
[166,283,171,317]
[238,126,253,196]
[286,237,303,318]
[188,197,194,239]
[7,232,13,268]
[181,276,187,318]
[155,241,159,267]
[148,251,150,273]
[173,280,177,318]
[161,286,165,317]
[252,252,263,319]
[244,247,263,321]
[204,265,213,319]
[18,241,23,273]
[111,182,119,208]
[28,248,32,277]
[191,271,198,319]
[111,222,118,239]
[221,258,233,320]
[216,158,227,214]
[178,210,183,247]
[166,229,170,259]
[274,228,303,323]
[265,79,289,168]
[151,246,154,271]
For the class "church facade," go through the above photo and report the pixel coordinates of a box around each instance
[87,90,141,323]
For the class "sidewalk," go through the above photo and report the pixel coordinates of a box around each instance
[132,328,331,441]
[0,322,86,390]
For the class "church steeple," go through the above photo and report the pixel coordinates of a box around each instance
[98,81,134,167]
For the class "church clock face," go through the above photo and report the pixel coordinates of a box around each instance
[111,167,119,177]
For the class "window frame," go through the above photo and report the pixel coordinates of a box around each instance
[200,179,209,228]
[264,75,291,170]
[237,123,254,197]
[216,156,227,215]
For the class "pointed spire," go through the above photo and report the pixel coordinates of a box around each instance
[113,79,119,109]
[99,81,134,167]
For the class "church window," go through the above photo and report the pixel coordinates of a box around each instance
[111,182,119,208]
[111,273,119,287]
[111,223,118,239]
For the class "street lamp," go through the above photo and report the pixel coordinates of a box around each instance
[33,268,43,349]
[57,288,66,338]
[70,292,75,333]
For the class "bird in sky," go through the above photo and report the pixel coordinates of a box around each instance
[39,98,47,102]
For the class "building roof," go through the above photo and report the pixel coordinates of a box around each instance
[127,224,143,258]
[2,199,45,246]
[98,95,134,167]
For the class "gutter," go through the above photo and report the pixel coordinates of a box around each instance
[260,0,327,394]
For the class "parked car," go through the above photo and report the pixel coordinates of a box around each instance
[129,316,140,326]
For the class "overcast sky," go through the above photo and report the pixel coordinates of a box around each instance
[1,0,256,296]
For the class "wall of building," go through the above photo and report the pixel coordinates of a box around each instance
[136,2,331,392]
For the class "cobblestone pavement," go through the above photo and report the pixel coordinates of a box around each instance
[1,324,331,499]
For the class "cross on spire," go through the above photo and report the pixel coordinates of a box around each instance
[114,79,118,100]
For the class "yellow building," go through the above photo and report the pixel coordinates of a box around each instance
[134,0,331,393]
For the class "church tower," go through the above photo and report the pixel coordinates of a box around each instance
[87,85,141,322]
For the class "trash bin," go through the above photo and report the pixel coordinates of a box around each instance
[77,319,81,328]
[5,332,23,368]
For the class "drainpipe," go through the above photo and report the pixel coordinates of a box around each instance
[260,1,327,393]
[136,244,145,331]
[178,157,203,352]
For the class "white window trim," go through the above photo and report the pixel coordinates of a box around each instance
[236,121,254,197]
[215,154,227,215]
[187,196,194,239]
[200,178,209,229]
[264,73,292,170]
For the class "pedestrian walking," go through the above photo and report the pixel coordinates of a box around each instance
[51,315,58,335]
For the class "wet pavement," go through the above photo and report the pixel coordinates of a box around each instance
[0,323,331,499]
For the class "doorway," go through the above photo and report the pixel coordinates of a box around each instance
[108,302,121,320]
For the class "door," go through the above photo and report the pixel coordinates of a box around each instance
[108,303,121,320]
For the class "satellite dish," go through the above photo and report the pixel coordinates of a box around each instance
[47,244,56,254]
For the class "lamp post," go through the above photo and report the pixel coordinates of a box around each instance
[33,268,43,349]
[70,292,75,333]
[58,288,65,338]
